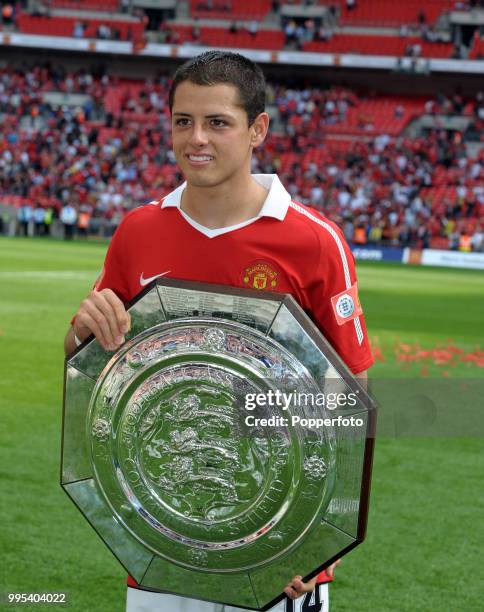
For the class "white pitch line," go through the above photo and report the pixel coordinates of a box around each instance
[0,271,95,280]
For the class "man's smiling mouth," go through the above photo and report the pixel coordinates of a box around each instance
[187,154,214,162]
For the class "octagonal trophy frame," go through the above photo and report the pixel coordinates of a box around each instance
[61,278,376,611]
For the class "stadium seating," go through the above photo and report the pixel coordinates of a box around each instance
[304,34,453,58]
[17,13,145,41]
[167,24,284,50]
[469,34,484,59]
[164,27,453,57]
[0,67,482,250]
[50,0,120,9]
[340,0,454,27]
[190,0,271,20]
[285,96,424,137]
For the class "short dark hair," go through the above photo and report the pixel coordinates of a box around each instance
[168,50,266,126]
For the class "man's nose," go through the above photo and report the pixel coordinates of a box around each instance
[188,124,209,146]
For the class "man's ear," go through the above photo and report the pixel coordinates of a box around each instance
[250,112,270,148]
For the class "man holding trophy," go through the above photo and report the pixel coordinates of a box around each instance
[64,51,374,612]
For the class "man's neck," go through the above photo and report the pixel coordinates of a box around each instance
[181,176,269,230]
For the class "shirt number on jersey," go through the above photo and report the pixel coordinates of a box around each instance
[285,586,324,612]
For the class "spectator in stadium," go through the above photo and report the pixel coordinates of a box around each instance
[33,204,46,236]
[191,18,201,42]
[367,221,383,245]
[248,20,258,38]
[32,1,50,18]
[283,19,297,46]
[271,0,281,13]
[77,206,91,238]
[64,50,372,612]
[471,224,483,251]
[44,206,54,236]
[60,202,77,240]
[97,23,112,40]
[17,203,32,236]
[72,21,85,39]
[316,24,333,42]
[1,3,14,27]
[308,18,318,39]
[459,231,472,251]
[0,207,11,235]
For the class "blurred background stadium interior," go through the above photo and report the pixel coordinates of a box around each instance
[0,0,482,257]
[1,2,484,612]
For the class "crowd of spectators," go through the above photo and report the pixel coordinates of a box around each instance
[72,20,126,41]
[283,18,333,50]
[282,10,455,54]
[0,65,167,238]
[259,83,483,252]
[0,65,482,251]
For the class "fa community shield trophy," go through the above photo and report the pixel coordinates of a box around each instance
[62,278,376,610]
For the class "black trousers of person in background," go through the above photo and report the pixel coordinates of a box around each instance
[63,223,75,240]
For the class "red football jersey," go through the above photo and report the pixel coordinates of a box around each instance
[96,174,373,374]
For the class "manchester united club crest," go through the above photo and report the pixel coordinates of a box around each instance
[242,261,278,290]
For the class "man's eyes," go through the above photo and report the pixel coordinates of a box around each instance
[174,119,228,127]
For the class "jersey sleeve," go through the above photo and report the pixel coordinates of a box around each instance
[94,219,130,303]
[309,220,374,375]
[316,569,334,584]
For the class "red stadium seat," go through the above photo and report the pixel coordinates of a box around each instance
[17,13,145,41]
[340,0,453,27]
[167,24,284,50]
[50,0,119,9]
[304,34,453,58]
[469,34,484,60]
[190,0,271,20]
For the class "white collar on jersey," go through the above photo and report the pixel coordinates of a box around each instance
[160,174,291,238]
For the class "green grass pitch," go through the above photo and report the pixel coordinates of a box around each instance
[0,237,483,611]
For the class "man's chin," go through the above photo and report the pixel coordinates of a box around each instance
[183,172,222,189]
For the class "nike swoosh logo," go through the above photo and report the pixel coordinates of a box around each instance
[139,270,171,287]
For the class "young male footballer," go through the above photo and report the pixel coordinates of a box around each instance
[65,50,373,612]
